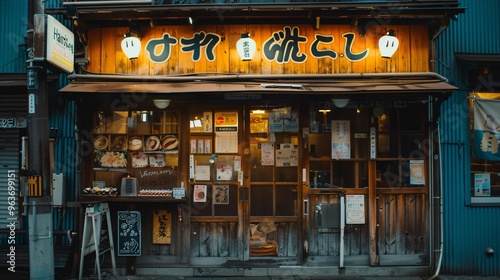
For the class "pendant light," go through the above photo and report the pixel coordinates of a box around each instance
[121,23,141,60]
[236,32,256,61]
[378,30,399,59]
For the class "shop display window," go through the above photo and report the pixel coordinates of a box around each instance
[469,93,500,203]
[248,109,300,218]
[189,110,239,216]
[87,110,180,198]
[308,100,428,189]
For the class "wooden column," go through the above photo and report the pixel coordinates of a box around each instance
[368,160,379,266]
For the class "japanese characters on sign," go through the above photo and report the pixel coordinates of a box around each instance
[143,26,369,64]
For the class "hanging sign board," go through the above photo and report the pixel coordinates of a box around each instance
[33,14,74,73]
[117,211,141,256]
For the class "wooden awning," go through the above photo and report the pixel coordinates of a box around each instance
[59,72,457,95]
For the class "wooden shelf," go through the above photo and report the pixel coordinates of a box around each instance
[80,196,186,203]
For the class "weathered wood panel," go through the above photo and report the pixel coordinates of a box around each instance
[190,222,238,257]
[307,192,426,259]
[87,24,430,75]
[307,194,369,257]
[377,193,428,256]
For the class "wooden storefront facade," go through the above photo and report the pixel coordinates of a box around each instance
[54,2,462,277]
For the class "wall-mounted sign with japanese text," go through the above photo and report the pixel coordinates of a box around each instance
[0,117,27,128]
[152,210,171,244]
[87,25,430,76]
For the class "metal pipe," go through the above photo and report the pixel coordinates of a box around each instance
[428,16,451,280]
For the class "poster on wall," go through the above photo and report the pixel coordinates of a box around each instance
[213,185,229,204]
[193,185,207,202]
[473,98,500,160]
[474,173,491,197]
[410,160,425,185]
[214,112,239,153]
[216,164,233,181]
[346,195,365,224]
[331,120,351,159]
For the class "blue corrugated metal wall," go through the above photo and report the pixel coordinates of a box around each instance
[0,1,27,73]
[436,0,500,276]
[0,0,77,247]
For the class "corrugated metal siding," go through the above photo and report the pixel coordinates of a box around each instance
[49,98,78,238]
[437,0,500,276]
[0,129,20,231]
[0,1,27,73]
[0,83,28,246]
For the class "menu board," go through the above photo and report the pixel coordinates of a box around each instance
[117,211,141,256]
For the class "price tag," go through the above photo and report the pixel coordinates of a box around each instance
[173,188,185,199]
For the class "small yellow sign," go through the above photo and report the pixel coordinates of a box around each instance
[152,210,171,244]
[214,112,238,127]
[28,176,43,196]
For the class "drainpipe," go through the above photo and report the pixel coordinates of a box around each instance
[428,15,450,280]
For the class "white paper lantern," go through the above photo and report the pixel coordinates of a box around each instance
[236,33,256,61]
[121,34,141,60]
[378,30,399,59]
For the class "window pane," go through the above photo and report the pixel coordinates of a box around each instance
[276,166,297,182]
[332,161,368,188]
[400,133,425,158]
[377,161,401,188]
[250,185,273,216]
[276,185,297,216]
[469,93,500,198]
[191,185,212,216]
[214,185,238,216]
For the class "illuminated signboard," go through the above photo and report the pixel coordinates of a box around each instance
[34,14,74,73]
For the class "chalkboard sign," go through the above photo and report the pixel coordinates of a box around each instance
[117,211,141,256]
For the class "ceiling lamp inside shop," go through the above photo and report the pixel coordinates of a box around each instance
[332,98,350,108]
[153,99,171,109]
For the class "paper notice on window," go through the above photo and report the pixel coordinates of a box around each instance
[474,173,491,196]
[346,195,365,225]
[195,165,210,181]
[276,146,298,167]
[331,120,351,159]
[216,164,233,181]
[410,160,425,185]
[261,143,274,166]
[269,111,284,132]
[215,132,238,153]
